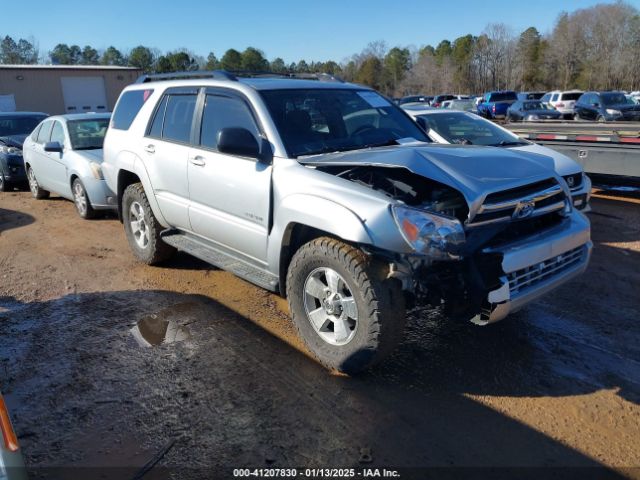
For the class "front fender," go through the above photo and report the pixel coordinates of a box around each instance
[267,193,375,274]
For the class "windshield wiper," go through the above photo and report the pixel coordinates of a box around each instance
[491,140,527,147]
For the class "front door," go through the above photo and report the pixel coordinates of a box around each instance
[188,90,272,264]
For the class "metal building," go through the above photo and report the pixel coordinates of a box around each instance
[0,65,143,114]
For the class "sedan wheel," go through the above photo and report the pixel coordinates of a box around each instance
[72,178,96,219]
[27,167,49,199]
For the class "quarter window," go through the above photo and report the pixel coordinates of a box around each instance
[36,121,53,144]
[50,121,65,146]
[161,94,197,143]
[199,95,259,150]
[148,95,168,139]
[111,89,153,130]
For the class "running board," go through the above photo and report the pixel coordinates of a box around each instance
[161,231,279,292]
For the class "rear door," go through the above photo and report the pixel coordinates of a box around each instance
[27,120,54,189]
[142,88,197,230]
[44,120,71,196]
[187,88,272,264]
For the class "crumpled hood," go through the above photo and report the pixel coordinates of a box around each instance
[298,144,562,205]
[511,143,581,177]
[0,135,27,148]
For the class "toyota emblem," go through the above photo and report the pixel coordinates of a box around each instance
[513,200,535,219]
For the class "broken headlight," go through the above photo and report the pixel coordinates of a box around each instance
[392,205,465,260]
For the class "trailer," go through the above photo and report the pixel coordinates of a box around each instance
[505,121,640,180]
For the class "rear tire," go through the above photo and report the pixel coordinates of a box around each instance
[286,237,406,375]
[597,115,606,123]
[27,166,50,199]
[122,183,175,265]
[72,178,96,219]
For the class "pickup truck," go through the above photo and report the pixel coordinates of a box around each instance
[477,91,518,119]
[102,71,592,374]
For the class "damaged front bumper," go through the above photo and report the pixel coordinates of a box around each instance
[472,210,592,325]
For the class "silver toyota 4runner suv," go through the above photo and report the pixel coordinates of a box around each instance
[103,71,592,374]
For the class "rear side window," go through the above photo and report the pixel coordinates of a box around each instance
[561,92,582,101]
[161,95,197,143]
[111,89,153,130]
[36,121,53,144]
[199,94,259,150]
[148,96,169,139]
[551,94,559,101]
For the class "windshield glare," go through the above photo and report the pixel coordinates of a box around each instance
[601,93,633,106]
[419,112,523,146]
[0,116,46,137]
[260,89,429,157]
[67,119,110,150]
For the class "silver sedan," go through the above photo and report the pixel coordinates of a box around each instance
[22,113,116,219]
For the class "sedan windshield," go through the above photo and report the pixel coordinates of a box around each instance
[418,112,527,147]
[0,115,46,136]
[260,89,430,157]
[67,118,110,150]
[601,93,633,106]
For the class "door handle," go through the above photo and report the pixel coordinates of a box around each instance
[190,155,206,166]
[144,144,155,154]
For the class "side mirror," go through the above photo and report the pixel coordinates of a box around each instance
[217,127,260,159]
[44,141,63,153]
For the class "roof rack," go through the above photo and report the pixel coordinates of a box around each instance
[228,71,344,83]
[135,69,345,84]
[135,70,238,84]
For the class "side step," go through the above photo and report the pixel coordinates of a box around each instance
[161,231,279,292]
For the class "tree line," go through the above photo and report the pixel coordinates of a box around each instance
[1,1,638,95]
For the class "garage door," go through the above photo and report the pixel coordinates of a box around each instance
[60,77,108,113]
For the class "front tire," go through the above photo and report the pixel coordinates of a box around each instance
[122,183,175,265]
[27,166,50,199]
[286,237,406,375]
[72,178,96,219]
[0,174,9,192]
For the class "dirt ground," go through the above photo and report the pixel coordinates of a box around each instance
[0,187,639,479]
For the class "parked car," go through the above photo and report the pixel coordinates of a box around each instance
[574,91,640,122]
[398,95,433,105]
[506,100,562,122]
[445,99,477,112]
[22,113,116,218]
[0,393,28,480]
[403,108,591,211]
[431,94,456,107]
[517,92,545,101]
[541,90,583,119]
[0,112,48,192]
[476,91,517,119]
[103,71,591,374]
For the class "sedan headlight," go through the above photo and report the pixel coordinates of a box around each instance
[605,109,622,116]
[0,145,21,155]
[89,161,104,180]
[392,205,465,260]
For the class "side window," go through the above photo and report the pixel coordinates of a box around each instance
[162,94,197,143]
[36,121,53,144]
[541,93,551,102]
[50,121,65,146]
[199,95,259,151]
[551,94,559,101]
[111,89,153,130]
[147,95,169,139]
[31,123,42,141]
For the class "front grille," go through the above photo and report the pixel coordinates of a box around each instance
[468,178,566,228]
[562,173,583,191]
[507,246,585,296]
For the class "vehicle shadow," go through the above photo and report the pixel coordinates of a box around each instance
[0,207,34,234]
[0,290,630,479]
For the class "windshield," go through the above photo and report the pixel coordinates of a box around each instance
[523,101,549,111]
[0,115,46,137]
[601,93,633,106]
[449,100,474,110]
[419,112,526,146]
[260,89,429,157]
[67,118,110,150]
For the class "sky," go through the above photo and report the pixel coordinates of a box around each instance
[4,0,640,63]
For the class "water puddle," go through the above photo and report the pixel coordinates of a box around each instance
[131,315,190,347]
